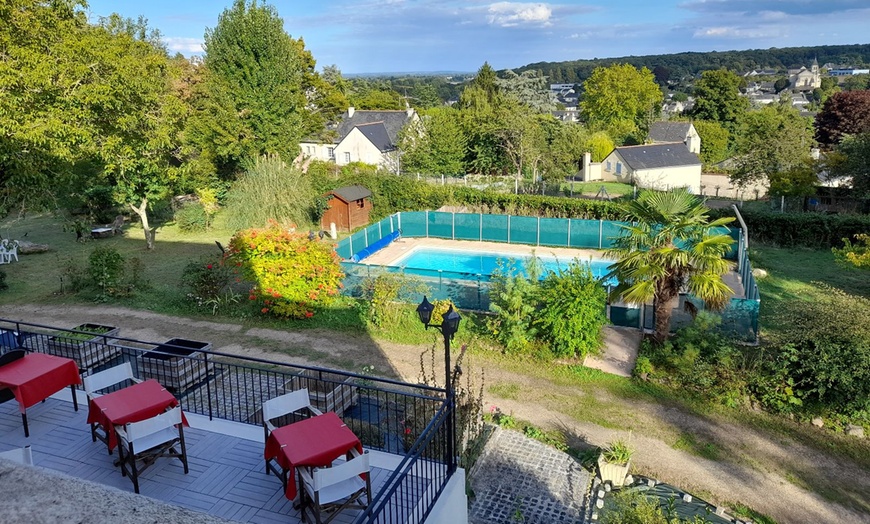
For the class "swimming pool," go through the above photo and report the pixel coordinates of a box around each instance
[391,247,615,284]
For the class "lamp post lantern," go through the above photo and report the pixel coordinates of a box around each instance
[416,296,460,473]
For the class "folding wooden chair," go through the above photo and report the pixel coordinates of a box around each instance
[83,362,140,453]
[116,406,188,494]
[262,388,322,490]
[298,449,371,524]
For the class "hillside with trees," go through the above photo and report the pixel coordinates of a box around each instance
[514,43,870,84]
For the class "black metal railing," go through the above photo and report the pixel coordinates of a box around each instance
[0,318,457,522]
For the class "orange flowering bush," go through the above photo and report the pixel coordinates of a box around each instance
[227,222,344,319]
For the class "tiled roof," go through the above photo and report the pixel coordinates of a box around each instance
[648,122,692,143]
[615,143,700,170]
[355,122,394,152]
[336,110,412,145]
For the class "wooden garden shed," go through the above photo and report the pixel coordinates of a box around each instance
[320,185,372,232]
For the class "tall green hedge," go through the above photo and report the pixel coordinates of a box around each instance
[710,209,870,248]
[308,162,625,221]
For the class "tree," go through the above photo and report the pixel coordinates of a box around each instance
[606,189,735,343]
[580,64,662,142]
[189,0,310,177]
[814,90,870,147]
[826,131,870,196]
[691,69,750,131]
[773,77,791,93]
[400,107,467,175]
[841,74,870,91]
[496,69,554,112]
[732,103,814,187]
[692,120,729,165]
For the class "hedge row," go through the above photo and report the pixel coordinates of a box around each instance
[309,163,624,222]
[710,209,870,248]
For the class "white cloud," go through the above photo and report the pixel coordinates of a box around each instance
[487,2,553,27]
[692,26,784,39]
[162,36,204,54]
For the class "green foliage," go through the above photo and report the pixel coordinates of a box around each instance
[601,489,711,524]
[607,189,735,342]
[601,438,633,465]
[190,0,310,176]
[227,222,344,319]
[642,312,752,408]
[181,255,237,313]
[401,107,467,175]
[692,120,729,165]
[581,64,663,141]
[770,285,870,416]
[361,272,427,327]
[536,262,608,359]
[732,103,815,187]
[224,155,316,230]
[832,234,870,268]
[691,69,750,131]
[826,131,870,197]
[708,209,870,248]
[87,246,126,300]
[175,202,209,232]
[487,260,541,353]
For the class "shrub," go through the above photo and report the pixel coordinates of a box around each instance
[769,284,870,416]
[832,233,870,268]
[88,246,125,300]
[175,202,209,232]
[535,262,608,359]
[360,272,427,327]
[641,312,751,408]
[708,208,870,248]
[181,255,237,313]
[487,259,540,353]
[601,490,711,524]
[227,222,344,319]
[224,155,317,230]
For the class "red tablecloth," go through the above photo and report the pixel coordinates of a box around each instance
[87,379,184,451]
[0,353,81,412]
[264,412,363,500]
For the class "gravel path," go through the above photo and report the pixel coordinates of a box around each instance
[2,303,868,524]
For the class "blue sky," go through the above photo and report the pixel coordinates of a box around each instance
[84,1,870,74]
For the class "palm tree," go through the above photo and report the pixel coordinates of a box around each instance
[606,189,735,343]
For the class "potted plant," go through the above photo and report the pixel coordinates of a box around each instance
[597,438,633,487]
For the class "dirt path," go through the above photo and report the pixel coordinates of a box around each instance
[2,304,867,524]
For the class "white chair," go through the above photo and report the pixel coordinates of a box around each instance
[298,449,372,524]
[262,389,322,489]
[0,240,8,264]
[116,406,188,494]
[83,362,141,453]
[0,444,33,466]
[5,240,18,263]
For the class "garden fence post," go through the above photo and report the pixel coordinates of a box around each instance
[536,217,540,246]
[479,213,483,241]
[567,218,571,247]
[598,219,603,249]
[507,215,511,244]
[452,212,455,240]
[425,211,429,238]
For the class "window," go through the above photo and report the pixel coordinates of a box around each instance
[344,152,351,163]
[616,162,622,175]
[357,199,365,209]
[605,161,611,172]
[306,145,314,155]
[327,147,335,159]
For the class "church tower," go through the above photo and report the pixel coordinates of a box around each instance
[811,57,821,88]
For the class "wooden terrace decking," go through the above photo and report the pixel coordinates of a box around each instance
[0,391,413,524]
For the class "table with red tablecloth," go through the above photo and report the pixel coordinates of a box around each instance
[0,352,81,437]
[264,411,363,500]
[87,378,185,451]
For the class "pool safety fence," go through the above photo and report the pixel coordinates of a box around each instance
[337,211,760,343]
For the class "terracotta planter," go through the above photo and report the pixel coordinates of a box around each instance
[597,455,631,487]
[44,323,121,371]
[139,338,211,391]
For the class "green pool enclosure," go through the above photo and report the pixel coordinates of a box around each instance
[337,211,760,343]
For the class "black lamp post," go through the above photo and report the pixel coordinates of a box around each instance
[416,296,460,473]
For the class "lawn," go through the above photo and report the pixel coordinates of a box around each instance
[561,181,634,198]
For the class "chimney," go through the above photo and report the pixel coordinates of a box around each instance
[583,152,591,181]
[348,107,355,118]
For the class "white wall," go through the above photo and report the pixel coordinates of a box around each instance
[424,468,468,524]
[634,165,702,193]
[334,128,387,167]
[299,141,336,162]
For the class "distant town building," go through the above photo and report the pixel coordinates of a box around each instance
[788,59,821,90]
[648,122,701,155]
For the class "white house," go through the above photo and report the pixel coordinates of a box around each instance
[599,143,702,193]
[299,107,419,170]
[648,121,701,155]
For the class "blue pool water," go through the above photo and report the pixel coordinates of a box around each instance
[392,247,616,284]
